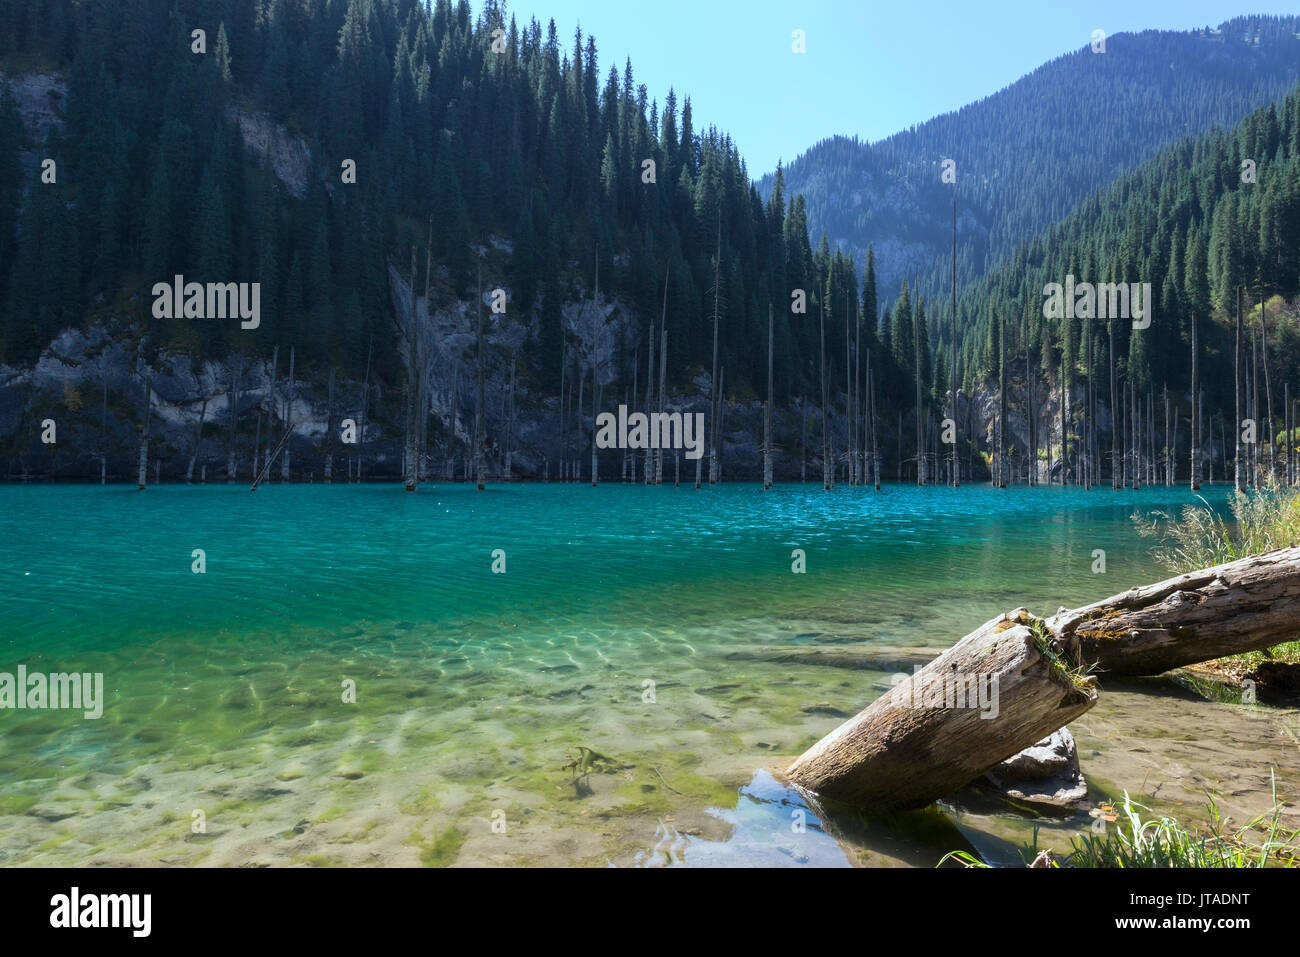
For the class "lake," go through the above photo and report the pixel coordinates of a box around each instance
[2,481,1296,866]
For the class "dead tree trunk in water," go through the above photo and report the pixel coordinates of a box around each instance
[100,369,109,485]
[998,312,1007,488]
[645,318,655,485]
[324,368,336,482]
[916,295,925,487]
[1191,311,1200,491]
[657,325,667,485]
[708,219,722,485]
[1261,282,1276,485]
[505,355,516,481]
[787,607,1098,812]
[358,336,372,483]
[590,369,600,487]
[475,256,486,491]
[281,347,295,483]
[868,350,880,490]
[1235,287,1243,490]
[764,303,774,491]
[137,374,153,490]
[951,199,959,487]
[186,398,208,483]
[226,355,241,483]
[787,545,1300,811]
[1109,320,1118,489]
[820,295,830,490]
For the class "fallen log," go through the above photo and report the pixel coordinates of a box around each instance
[786,608,1098,813]
[1063,545,1300,677]
[786,547,1300,813]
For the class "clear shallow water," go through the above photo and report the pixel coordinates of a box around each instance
[1,481,1292,866]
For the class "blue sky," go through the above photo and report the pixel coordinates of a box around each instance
[490,1,1300,175]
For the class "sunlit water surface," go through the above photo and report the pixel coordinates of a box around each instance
[1,481,1295,867]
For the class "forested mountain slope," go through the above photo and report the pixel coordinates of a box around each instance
[764,16,1300,304]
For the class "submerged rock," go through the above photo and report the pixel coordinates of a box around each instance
[984,727,1089,810]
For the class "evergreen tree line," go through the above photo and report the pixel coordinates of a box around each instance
[766,16,1300,307]
[0,0,901,427]
[939,85,1300,485]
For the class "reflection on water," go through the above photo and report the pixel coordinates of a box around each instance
[632,769,992,868]
[631,770,851,867]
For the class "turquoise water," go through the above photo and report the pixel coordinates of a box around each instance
[1,480,1278,867]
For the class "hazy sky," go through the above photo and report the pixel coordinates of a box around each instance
[489,0,1300,175]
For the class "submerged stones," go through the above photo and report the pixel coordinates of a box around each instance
[983,727,1089,810]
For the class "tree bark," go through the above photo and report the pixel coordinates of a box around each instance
[137,375,152,491]
[786,607,1098,813]
[1062,546,1300,676]
[786,546,1300,811]
[764,304,773,491]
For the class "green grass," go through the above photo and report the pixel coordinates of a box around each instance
[1134,485,1300,669]
[942,774,1300,868]
[1134,484,1300,574]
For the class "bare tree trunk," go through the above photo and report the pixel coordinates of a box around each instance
[252,412,261,480]
[787,607,1097,812]
[137,375,152,491]
[645,318,655,485]
[717,366,726,484]
[998,311,1007,488]
[475,256,486,491]
[1025,313,1034,486]
[1252,326,1260,488]
[800,397,807,483]
[657,326,667,485]
[591,368,600,487]
[821,295,831,490]
[951,199,960,486]
[1083,315,1092,489]
[576,362,584,484]
[280,347,294,483]
[764,303,773,491]
[1191,311,1200,491]
[187,398,208,483]
[559,339,568,485]
[1170,382,1180,486]
[265,345,279,474]
[1109,320,1118,489]
[1234,286,1243,490]
[916,301,925,487]
[505,355,515,481]
[419,226,434,484]
[101,369,109,485]
[358,336,371,483]
[226,355,242,483]
[709,223,722,486]
[324,367,336,482]
[869,351,880,490]
[1261,281,1276,484]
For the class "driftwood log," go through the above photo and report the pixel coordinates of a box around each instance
[786,547,1300,813]
[786,609,1098,813]
[1064,546,1300,677]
